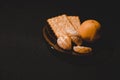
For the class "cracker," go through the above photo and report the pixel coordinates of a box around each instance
[47,14,78,37]
[67,16,81,31]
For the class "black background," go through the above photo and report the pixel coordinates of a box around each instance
[0,0,120,80]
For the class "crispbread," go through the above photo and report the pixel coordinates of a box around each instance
[47,14,78,38]
[67,16,81,31]
[47,15,66,37]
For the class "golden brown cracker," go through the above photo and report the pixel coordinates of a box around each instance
[47,14,78,37]
[67,16,81,31]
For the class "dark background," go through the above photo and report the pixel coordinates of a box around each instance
[0,0,120,80]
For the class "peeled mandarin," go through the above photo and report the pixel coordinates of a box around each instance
[57,35,72,50]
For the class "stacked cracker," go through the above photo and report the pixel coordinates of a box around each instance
[47,14,79,37]
[47,14,92,54]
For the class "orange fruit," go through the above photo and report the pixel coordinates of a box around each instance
[78,19,101,42]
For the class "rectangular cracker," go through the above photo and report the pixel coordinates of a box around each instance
[67,16,81,31]
[47,14,78,37]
